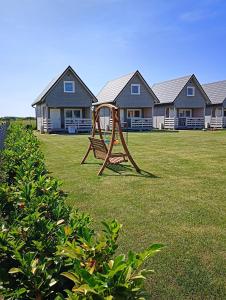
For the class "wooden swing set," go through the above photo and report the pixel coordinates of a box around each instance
[81,103,141,175]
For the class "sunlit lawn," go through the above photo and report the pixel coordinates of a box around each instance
[38,130,226,299]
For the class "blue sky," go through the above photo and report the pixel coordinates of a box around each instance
[0,0,226,117]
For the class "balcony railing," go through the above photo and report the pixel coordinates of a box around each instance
[65,118,92,132]
[131,118,152,129]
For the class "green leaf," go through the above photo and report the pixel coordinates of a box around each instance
[8,267,23,274]
[49,278,58,287]
[61,272,80,284]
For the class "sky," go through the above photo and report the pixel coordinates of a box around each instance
[0,0,226,117]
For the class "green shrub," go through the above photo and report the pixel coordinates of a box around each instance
[0,124,163,299]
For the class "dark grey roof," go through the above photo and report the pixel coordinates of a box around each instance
[96,70,158,104]
[152,75,192,104]
[32,66,97,106]
[202,80,226,104]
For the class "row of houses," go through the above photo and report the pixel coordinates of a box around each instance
[32,66,226,132]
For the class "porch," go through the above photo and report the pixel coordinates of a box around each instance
[208,107,226,128]
[164,107,205,129]
[41,107,92,133]
[120,107,153,130]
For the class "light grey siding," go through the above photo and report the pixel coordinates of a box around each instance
[223,99,226,108]
[205,106,212,116]
[44,69,93,107]
[115,74,155,108]
[153,104,173,129]
[174,78,206,108]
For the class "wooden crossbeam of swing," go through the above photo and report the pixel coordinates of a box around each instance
[81,103,140,175]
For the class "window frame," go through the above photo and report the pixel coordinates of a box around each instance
[127,109,142,119]
[187,86,195,97]
[178,109,192,118]
[65,109,82,119]
[131,84,140,95]
[64,81,75,93]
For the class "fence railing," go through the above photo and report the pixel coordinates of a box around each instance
[210,117,225,128]
[131,118,152,129]
[185,117,204,128]
[65,118,92,132]
[42,119,52,132]
[164,117,175,129]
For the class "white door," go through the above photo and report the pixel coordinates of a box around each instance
[50,109,61,129]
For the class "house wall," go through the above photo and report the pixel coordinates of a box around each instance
[153,104,174,129]
[143,107,152,118]
[192,108,204,117]
[44,69,93,107]
[36,103,47,131]
[223,99,226,108]
[174,78,206,108]
[115,74,155,108]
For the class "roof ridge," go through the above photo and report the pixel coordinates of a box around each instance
[202,79,226,86]
[152,74,192,87]
[107,71,136,83]
[96,71,136,102]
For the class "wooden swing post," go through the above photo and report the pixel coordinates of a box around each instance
[81,103,141,175]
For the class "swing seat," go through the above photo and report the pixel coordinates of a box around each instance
[89,137,127,164]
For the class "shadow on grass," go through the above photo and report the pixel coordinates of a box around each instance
[106,164,158,178]
[83,162,158,178]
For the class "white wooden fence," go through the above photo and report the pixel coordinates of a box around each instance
[210,117,226,128]
[65,118,92,132]
[164,117,176,129]
[164,117,204,129]
[131,118,152,129]
[42,119,52,132]
[185,117,204,128]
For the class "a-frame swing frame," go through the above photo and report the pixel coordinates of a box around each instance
[81,103,141,175]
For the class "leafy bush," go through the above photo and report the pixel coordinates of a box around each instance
[0,124,163,299]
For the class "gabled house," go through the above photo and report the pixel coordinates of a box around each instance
[202,80,226,128]
[32,66,97,133]
[152,74,211,130]
[96,70,159,130]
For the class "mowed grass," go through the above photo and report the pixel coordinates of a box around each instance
[38,130,226,299]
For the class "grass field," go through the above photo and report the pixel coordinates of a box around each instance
[38,130,226,299]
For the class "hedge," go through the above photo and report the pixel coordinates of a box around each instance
[0,124,163,300]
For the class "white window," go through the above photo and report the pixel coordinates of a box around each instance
[65,109,81,119]
[178,109,192,118]
[187,86,195,96]
[131,84,140,95]
[64,81,75,93]
[127,109,141,118]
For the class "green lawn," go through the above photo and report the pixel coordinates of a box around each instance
[38,130,226,299]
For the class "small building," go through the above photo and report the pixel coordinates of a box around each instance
[202,80,226,128]
[152,74,210,130]
[96,70,159,130]
[32,66,97,133]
